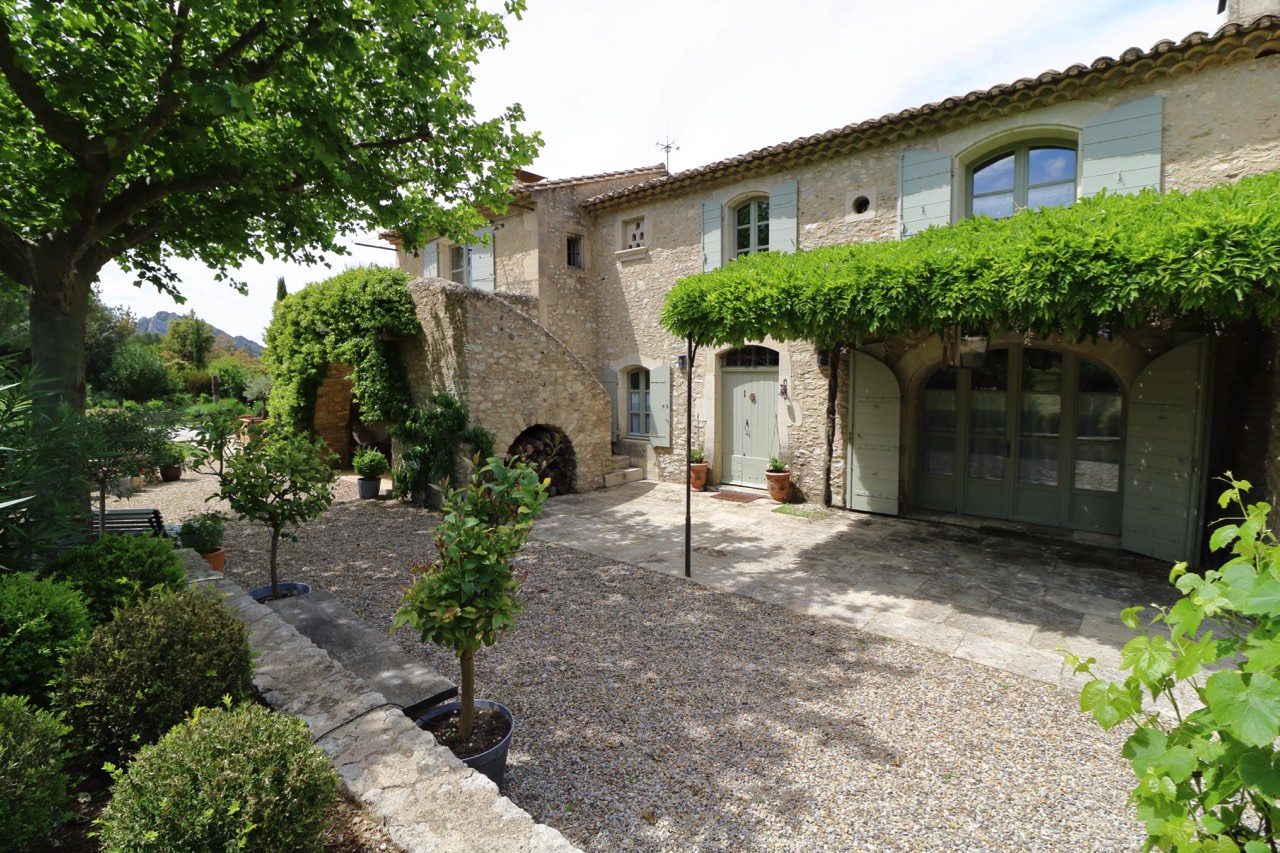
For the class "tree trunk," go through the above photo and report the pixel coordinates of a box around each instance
[822,343,844,508]
[29,261,94,413]
[459,648,475,739]
[269,527,281,599]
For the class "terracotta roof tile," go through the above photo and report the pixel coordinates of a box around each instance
[515,164,669,195]
[583,16,1280,212]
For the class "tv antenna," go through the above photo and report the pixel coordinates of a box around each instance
[656,136,679,170]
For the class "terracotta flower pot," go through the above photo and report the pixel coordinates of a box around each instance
[765,470,792,503]
[159,465,183,482]
[200,548,226,572]
[689,462,710,491]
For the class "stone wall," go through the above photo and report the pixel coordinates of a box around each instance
[400,278,613,492]
[313,363,353,465]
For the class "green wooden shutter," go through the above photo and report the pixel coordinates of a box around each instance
[701,201,722,272]
[650,364,671,448]
[846,351,901,515]
[1081,96,1163,198]
[1121,336,1211,563]
[471,226,495,290]
[768,180,798,254]
[420,240,438,278]
[600,367,618,440]
[899,151,952,238]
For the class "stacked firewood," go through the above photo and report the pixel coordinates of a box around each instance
[507,425,575,496]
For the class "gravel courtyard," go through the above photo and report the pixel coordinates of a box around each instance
[144,472,1146,852]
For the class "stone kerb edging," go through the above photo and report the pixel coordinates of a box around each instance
[183,557,580,853]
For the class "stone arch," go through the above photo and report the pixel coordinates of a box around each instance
[507,424,576,496]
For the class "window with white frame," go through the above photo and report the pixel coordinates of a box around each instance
[969,143,1077,220]
[733,197,769,258]
[449,245,468,285]
[627,368,652,436]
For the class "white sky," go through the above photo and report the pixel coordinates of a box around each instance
[95,0,1223,343]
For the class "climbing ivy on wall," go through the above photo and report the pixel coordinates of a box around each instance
[264,267,420,433]
[661,170,1280,347]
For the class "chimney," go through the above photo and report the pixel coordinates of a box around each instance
[1222,0,1280,23]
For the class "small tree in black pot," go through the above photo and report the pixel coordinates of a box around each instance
[218,425,336,600]
[352,447,388,500]
[393,457,547,785]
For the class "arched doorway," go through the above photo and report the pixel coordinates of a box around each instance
[719,345,780,488]
[917,345,1124,534]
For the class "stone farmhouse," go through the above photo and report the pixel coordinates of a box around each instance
[377,1,1280,564]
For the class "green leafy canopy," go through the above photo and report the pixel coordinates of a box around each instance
[662,171,1280,348]
[0,0,541,412]
[0,0,541,292]
[264,266,420,432]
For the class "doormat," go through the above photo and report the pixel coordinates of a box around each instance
[711,491,761,503]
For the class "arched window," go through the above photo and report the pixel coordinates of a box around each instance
[969,143,1076,219]
[733,197,769,258]
[626,368,652,436]
[720,345,780,368]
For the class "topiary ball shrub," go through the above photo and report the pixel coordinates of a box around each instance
[58,588,254,764]
[43,533,185,624]
[0,573,90,704]
[97,702,337,853]
[0,694,71,852]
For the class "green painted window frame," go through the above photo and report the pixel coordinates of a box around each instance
[733,197,770,258]
[967,141,1078,220]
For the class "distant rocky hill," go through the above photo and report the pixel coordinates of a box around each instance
[135,311,264,357]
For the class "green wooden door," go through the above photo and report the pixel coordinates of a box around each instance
[721,368,779,487]
[1121,337,1211,562]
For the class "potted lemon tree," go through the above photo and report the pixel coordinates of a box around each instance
[218,425,336,601]
[393,457,548,788]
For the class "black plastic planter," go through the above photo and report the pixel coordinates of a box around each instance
[356,477,381,499]
[249,581,312,603]
[415,699,515,790]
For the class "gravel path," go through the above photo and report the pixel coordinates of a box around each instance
[140,473,1145,852]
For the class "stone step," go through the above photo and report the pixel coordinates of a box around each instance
[603,466,646,488]
[609,454,631,472]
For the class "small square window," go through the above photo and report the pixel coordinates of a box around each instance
[623,216,645,249]
[566,235,584,269]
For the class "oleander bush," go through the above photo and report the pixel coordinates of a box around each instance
[58,588,254,764]
[0,694,70,852]
[0,573,90,704]
[97,702,337,853]
[43,534,185,624]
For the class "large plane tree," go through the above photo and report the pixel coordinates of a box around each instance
[0,0,539,409]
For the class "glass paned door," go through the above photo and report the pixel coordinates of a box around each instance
[966,351,1009,481]
[1017,350,1063,486]
[962,349,1012,518]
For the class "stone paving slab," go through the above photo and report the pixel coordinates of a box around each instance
[533,481,1181,689]
[263,589,456,716]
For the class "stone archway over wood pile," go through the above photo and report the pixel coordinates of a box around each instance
[508,425,576,496]
[398,278,612,492]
